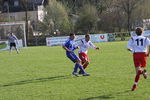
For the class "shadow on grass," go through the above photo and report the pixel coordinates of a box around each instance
[80,90,130,100]
[80,95,114,100]
[0,75,70,87]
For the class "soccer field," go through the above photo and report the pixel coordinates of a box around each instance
[0,41,150,100]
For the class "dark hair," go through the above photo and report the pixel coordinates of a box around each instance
[136,27,143,36]
[70,33,75,36]
[85,34,90,38]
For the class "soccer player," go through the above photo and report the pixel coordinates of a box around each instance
[62,33,89,76]
[8,32,19,54]
[127,27,150,91]
[77,34,99,74]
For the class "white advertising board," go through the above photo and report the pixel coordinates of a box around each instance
[90,34,108,42]
[46,34,108,46]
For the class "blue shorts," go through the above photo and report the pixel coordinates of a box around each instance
[66,52,80,63]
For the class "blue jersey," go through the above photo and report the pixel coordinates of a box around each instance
[64,39,76,53]
[8,35,18,43]
[64,38,80,63]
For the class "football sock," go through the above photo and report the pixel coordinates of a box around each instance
[83,62,89,69]
[73,63,79,73]
[135,70,142,83]
[132,83,137,91]
[135,74,140,83]
[132,70,142,91]
[77,63,85,73]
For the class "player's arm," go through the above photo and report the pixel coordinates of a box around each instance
[73,40,83,50]
[73,46,79,50]
[62,45,72,52]
[146,46,150,57]
[146,38,150,56]
[127,38,133,52]
[7,36,10,45]
[73,43,79,50]
[14,35,19,44]
[89,42,100,50]
[127,48,132,52]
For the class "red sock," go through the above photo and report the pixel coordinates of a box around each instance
[135,74,140,83]
[135,70,143,82]
[132,84,137,91]
[132,70,142,91]
[83,62,89,69]
[132,75,140,91]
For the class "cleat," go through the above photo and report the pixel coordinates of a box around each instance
[143,69,147,79]
[83,73,90,76]
[72,72,79,77]
[131,84,137,91]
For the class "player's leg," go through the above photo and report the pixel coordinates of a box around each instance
[135,53,147,79]
[72,52,90,76]
[82,54,89,69]
[9,43,12,53]
[67,52,90,76]
[141,53,147,79]
[132,67,142,91]
[132,53,141,91]
[66,52,83,76]
[79,61,89,74]
[132,53,146,91]
[142,69,147,79]
[78,52,89,74]
[14,47,19,54]
[78,52,86,74]
[14,43,19,54]
[66,52,78,74]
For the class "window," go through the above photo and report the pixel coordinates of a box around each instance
[14,0,19,7]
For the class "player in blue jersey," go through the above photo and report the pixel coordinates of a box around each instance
[62,33,90,77]
[8,32,19,54]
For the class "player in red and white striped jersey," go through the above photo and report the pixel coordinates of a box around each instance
[77,34,100,74]
[127,27,150,91]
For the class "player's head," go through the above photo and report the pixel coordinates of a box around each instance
[69,33,75,40]
[9,32,13,36]
[135,27,144,36]
[85,34,90,42]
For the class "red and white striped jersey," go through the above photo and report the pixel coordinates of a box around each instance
[78,39,96,54]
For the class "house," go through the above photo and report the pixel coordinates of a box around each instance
[0,0,48,42]
[0,0,48,22]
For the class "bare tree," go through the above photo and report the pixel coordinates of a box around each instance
[113,0,143,31]
[0,1,2,11]
[20,0,29,45]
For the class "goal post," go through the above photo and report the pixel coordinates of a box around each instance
[0,21,27,51]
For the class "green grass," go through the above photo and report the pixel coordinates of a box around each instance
[0,42,7,49]
[0,41,150,100]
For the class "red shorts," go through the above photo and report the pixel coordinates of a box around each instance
[79,52,89,63]
[133,53,147,68]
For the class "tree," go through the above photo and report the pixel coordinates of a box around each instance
[20,0,29,45]
[59,0,111,15]
[75,4,99,33]
[113,0,143,31]
[134,0,150,19]
[0,1,2,11]
[38,0,72,36]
